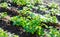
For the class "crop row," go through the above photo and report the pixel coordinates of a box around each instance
[0,2,60,16]
[0,0,60,37]
[10,15,60,37]
[10,12,58,36]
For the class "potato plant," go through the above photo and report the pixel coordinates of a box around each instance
[10,11,58,35]
[44,27,60,37]
[11,16,43,35]
[19,7,58,23]
[48,2,59,9]
[50,8,60,15]
[12,0,26,6]
[0,28,19,37]
[11,16,59,36]
[0,2,8,8]
[0,12,8,18]
[38,5,48,12]
[12,0,43,6]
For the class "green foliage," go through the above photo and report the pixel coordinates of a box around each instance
[0,29,8,37]
[10,5,58,35]
[19,7,58,24]
[36,26,44,36]
[11,16,58,36]
[19,7,31,16]
[11,16,38,34]
[0,0,60,37]
[0,12,8,18]
[13,0,26,6]
[0,2,8,8]
[39,5,48,11]
[30,0,43,5]
[50,8,60,15]
[43,16,58,23]
[12,0,43,6]
[0,28,19,37]
[48,2,59,9]
[44,27,60,37]
[11,13,58,35]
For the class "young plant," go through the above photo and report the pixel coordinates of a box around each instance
[11,13,58,35]
[48,2,59,9]
[0,2,8,8]
[39,5,48,12]
[0,28,19,37]
[0,12,8,18]
[45,27,60,37]
[43,16,58,23]
[11,16,40,34]
[30,0,43,5]
[11,5,58,36]
[50,8,60,15]
[12,0,43,6]
[12,0,27,6]
[36,26,44,36]
[19,7,58,23]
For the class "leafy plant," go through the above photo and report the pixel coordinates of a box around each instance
[0,2,8,8]
[39,5,48,12]
[36,26,44,36]
[43,16,58,23]
[10,13,58,35]
[44,27,60,37]
[50,8,60,15]
[12,0,43,6]
[19,7,58,23]
[10,1,59,36]
[11,16,40,34]
[48,2,59,9]
[30,0,43,5]
[0,12,8,18]
[0,28,19,37]
[12,0,28,6]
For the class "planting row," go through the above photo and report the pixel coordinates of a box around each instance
[0,2,60,16]
[0,0,60,37]
[10,15,60,37]
[0,2,59,36]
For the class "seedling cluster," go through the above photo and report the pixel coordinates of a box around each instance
[0,28,19,37]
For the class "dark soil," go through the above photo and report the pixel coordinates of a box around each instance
[0,7,19,17]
